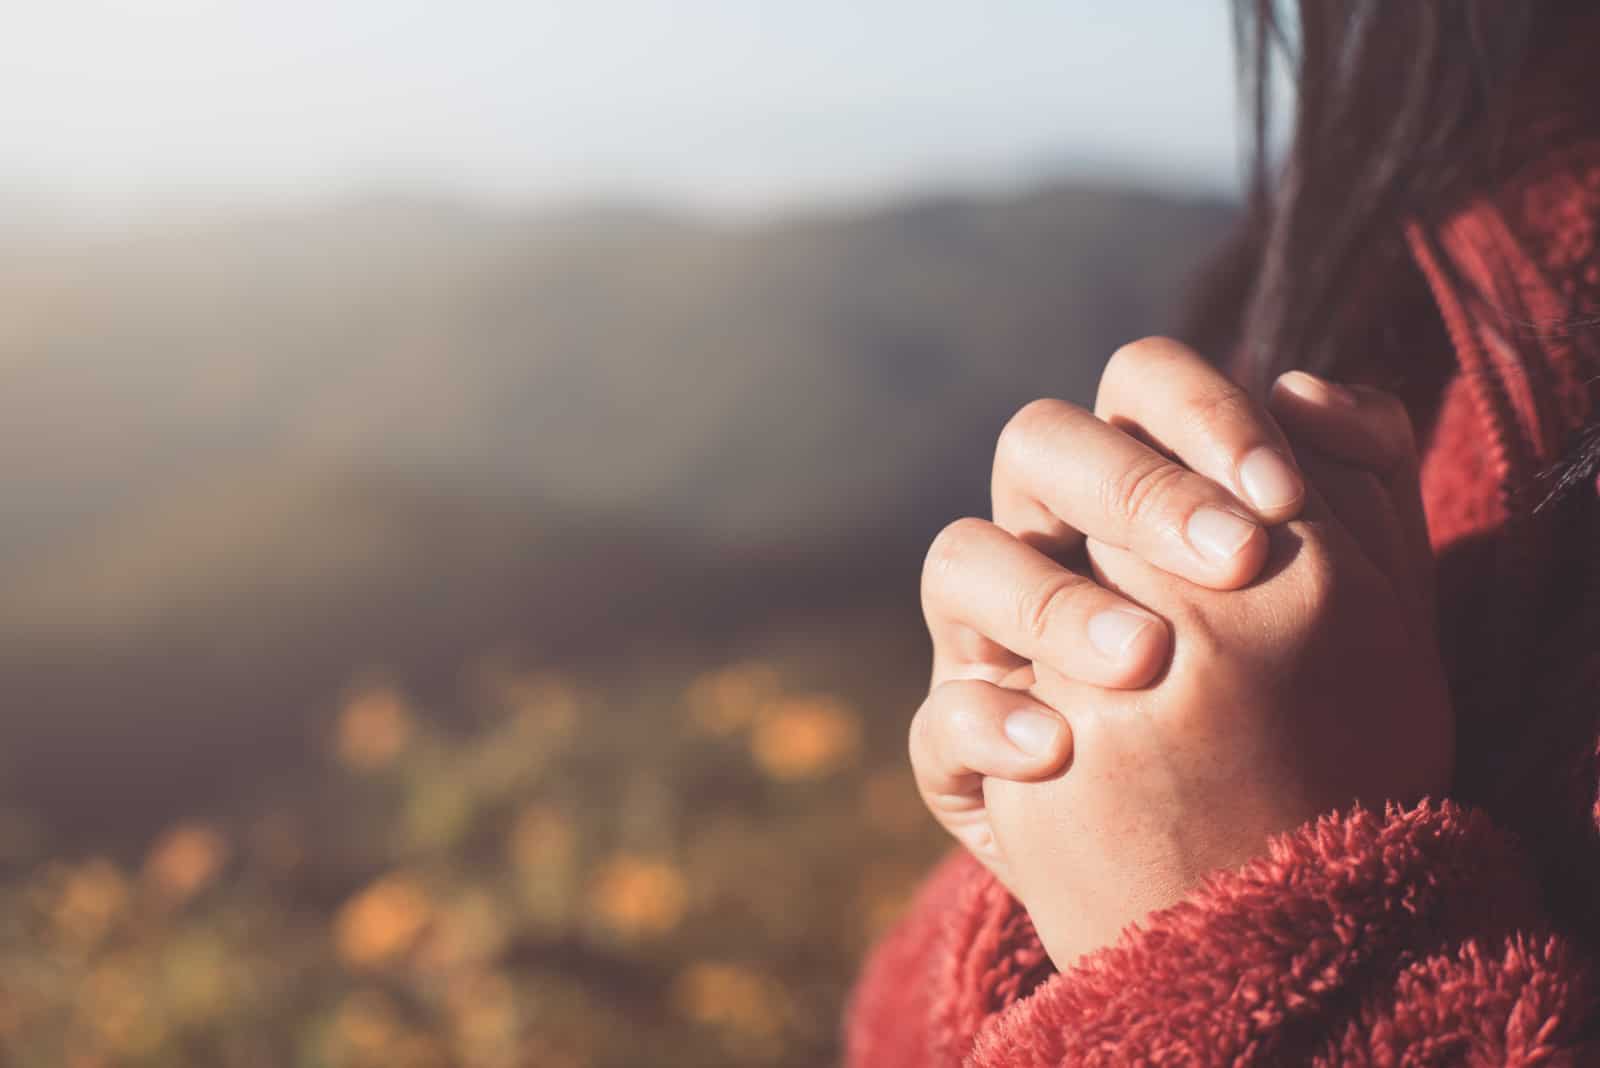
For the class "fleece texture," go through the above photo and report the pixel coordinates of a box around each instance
[845,124,1600,1068]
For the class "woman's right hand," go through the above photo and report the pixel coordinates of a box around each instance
[911,338,1315,891]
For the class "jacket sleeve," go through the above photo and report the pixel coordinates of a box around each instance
[845,802,1598,1067]
[842,849,1036,1068]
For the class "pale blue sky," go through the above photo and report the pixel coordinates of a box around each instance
[2,0,1240,215]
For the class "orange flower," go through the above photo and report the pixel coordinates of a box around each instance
[81,957,159,1052]
[335,682,415,772]
[332,990,405,1059]
[589,855,688,938]
[414,889,509,974]
[672,962,788,1047]
[685,662,781,736]
[50,860,129,947]
[443,971,519,1055]
[750,696,861,781]
[143,824,229,905]
[334,874,434,968]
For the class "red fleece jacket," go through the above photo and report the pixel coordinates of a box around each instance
[846,134,1600,1067]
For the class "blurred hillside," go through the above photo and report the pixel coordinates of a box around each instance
[0,185,1233,548]
[0,182,1234,1065]
[0,182,1233,834]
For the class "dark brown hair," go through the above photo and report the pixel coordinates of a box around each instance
[1193,1,1589,379]
[1188,1,1600,495]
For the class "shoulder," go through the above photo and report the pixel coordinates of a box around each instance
[843,850,1053,1067]
[1409,135,1600,489]
[1491,138,1600,321]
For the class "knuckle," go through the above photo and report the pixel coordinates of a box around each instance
[1101,457,1188,530]
[1103,336,1177,383]
[1016,572,1083,646]
[941,696,987,741]
[1178,380,1255,440]
[1099,336,1192,404]
[996,397,1071,472]
[911,682,979,769]
[922,517,989,596]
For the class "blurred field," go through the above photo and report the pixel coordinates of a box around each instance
[0,182,1232,1065]
[0,629,943,1066]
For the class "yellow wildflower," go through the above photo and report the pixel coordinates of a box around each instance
[415,889,509,974]
[334,874,434,968]
[672,961,788,1052]
[143,824,229,905]
[750,695,861,781]
[332,990,405,1059]
[50,859,129,948]
[335,682,415,772]
[589,855,688,938]
[444,971,519,1056]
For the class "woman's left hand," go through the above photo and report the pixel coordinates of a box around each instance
[983,359,1453,968]
[912,338,1319,892]
[915,340,1452,965]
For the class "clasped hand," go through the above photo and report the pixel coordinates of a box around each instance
[911,338,1452,967]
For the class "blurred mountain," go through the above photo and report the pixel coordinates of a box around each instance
[0,184,1233,556]
[0,183,1234,830]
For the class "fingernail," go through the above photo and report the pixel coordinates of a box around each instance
[1238,446,1304,512]
[1087,608,1156,660]
[1003,708,1063,757]
[1278,370,1358,408]
[1187,507,1257,563]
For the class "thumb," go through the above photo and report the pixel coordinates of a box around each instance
[1268,371,1434,616]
